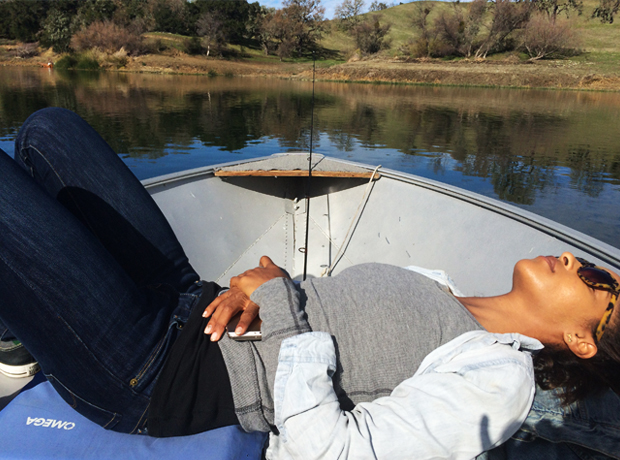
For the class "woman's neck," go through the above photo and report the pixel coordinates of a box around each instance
[457,294,555,342]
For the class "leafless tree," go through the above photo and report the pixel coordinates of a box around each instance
[407,2,435,57]
[369,1,388,11]
[196,12,226,56]
[474,0,532,58]
[335,0,365,30]
[433,0,486,58]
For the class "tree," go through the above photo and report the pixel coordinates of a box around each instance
[400,2,436,57]
[190,0,261,44]
[352,14,391,54]
[74,0,117,30]
[474,0,532,58]
[369,1,388,11]
[535,0,583,22]
[196,12,226,56]
[433,0,486,58]
[335,0,365,30]
[0,0,50,42]
[592,0,620,23]
[281,0,326,55]
[149,0,190,35]
[259,8,299,58]
[39,7,76,52]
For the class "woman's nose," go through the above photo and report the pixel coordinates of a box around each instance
[559,252,577,270]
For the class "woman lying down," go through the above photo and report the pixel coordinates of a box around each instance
[1,108,618,460]
[205,255,620,460]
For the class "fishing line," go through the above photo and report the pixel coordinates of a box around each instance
[302,54,316,281]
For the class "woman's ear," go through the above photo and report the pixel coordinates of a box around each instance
[564,331,598,359]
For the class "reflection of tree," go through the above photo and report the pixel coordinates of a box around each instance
[566,148,606,198]
[329,131,356,152]
[1,69,619,208]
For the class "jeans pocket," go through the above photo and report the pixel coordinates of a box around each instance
[46,374,122,430]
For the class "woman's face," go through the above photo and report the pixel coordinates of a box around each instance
[512,252,619,334]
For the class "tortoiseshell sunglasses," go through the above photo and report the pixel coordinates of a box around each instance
[575,257,619,341]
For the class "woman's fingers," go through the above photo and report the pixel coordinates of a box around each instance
[259,255,275,268]
[202,257,285,341]
[233,301,260,335]
[203,290,226,318]
[202,287,252,341]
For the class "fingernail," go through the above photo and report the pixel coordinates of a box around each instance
[205,324,212,334]
[236,327,243,334]
[211,332,219,341]
[202,311,208,318]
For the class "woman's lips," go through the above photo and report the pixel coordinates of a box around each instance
[544,255,556,272]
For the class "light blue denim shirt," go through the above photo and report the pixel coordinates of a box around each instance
[266,330,542,460]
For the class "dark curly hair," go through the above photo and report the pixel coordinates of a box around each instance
[534,316,620,404]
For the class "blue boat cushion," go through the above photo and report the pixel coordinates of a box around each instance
[0,380,267,460]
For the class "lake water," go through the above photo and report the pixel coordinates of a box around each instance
[1,66,619,248]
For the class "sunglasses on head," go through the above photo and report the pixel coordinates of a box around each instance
[575,257,619,341]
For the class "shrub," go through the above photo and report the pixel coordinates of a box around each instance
[70,21,143,55]
[521,15,579,60]
[54,55,78,70]
[184,36,204,55]
[108,48,129,68]
[352,15,391,55]
[11,42,39,58]
[75,56,100,70]
[54,54,100,70]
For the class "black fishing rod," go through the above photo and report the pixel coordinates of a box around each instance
[302,55,316,281]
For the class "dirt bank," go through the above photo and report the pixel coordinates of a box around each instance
[3,49,619,91]
[299,58,620,91]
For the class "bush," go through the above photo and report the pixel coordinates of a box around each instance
[70,21,143,55]
[521,15,579,60]
[54,54,100,70]
[11,42,39,58]
[184,36,204,55]
[54,55,78,69]
[75,56,100,70]
[352,15,391,55]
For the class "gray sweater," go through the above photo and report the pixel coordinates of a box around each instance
[218,263,483,432]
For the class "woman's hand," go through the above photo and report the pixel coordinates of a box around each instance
[202,256,289,341]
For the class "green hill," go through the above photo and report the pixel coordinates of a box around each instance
[319,0,620,70]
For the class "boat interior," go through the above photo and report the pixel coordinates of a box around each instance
[3,152,620,414]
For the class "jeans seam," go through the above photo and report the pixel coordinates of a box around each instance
[129,402,150,434]
[46,373,122,428]
[133,331,168,383]
[55,313,138,393]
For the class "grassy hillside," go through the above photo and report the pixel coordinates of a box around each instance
[320,0,620,68]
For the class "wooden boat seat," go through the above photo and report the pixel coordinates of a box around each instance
[214,153,381,179]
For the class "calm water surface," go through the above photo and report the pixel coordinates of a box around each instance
[1,66,619,248]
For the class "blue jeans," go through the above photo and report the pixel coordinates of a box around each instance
[478,385,620,459]
[0,108,207,433]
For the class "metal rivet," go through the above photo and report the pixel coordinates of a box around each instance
[130,378,138,387]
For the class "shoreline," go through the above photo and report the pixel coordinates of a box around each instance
[3,53,620,92]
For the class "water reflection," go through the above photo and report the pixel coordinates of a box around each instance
[0,66,619,247]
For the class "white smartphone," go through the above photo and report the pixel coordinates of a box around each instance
[226,314,262,341]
